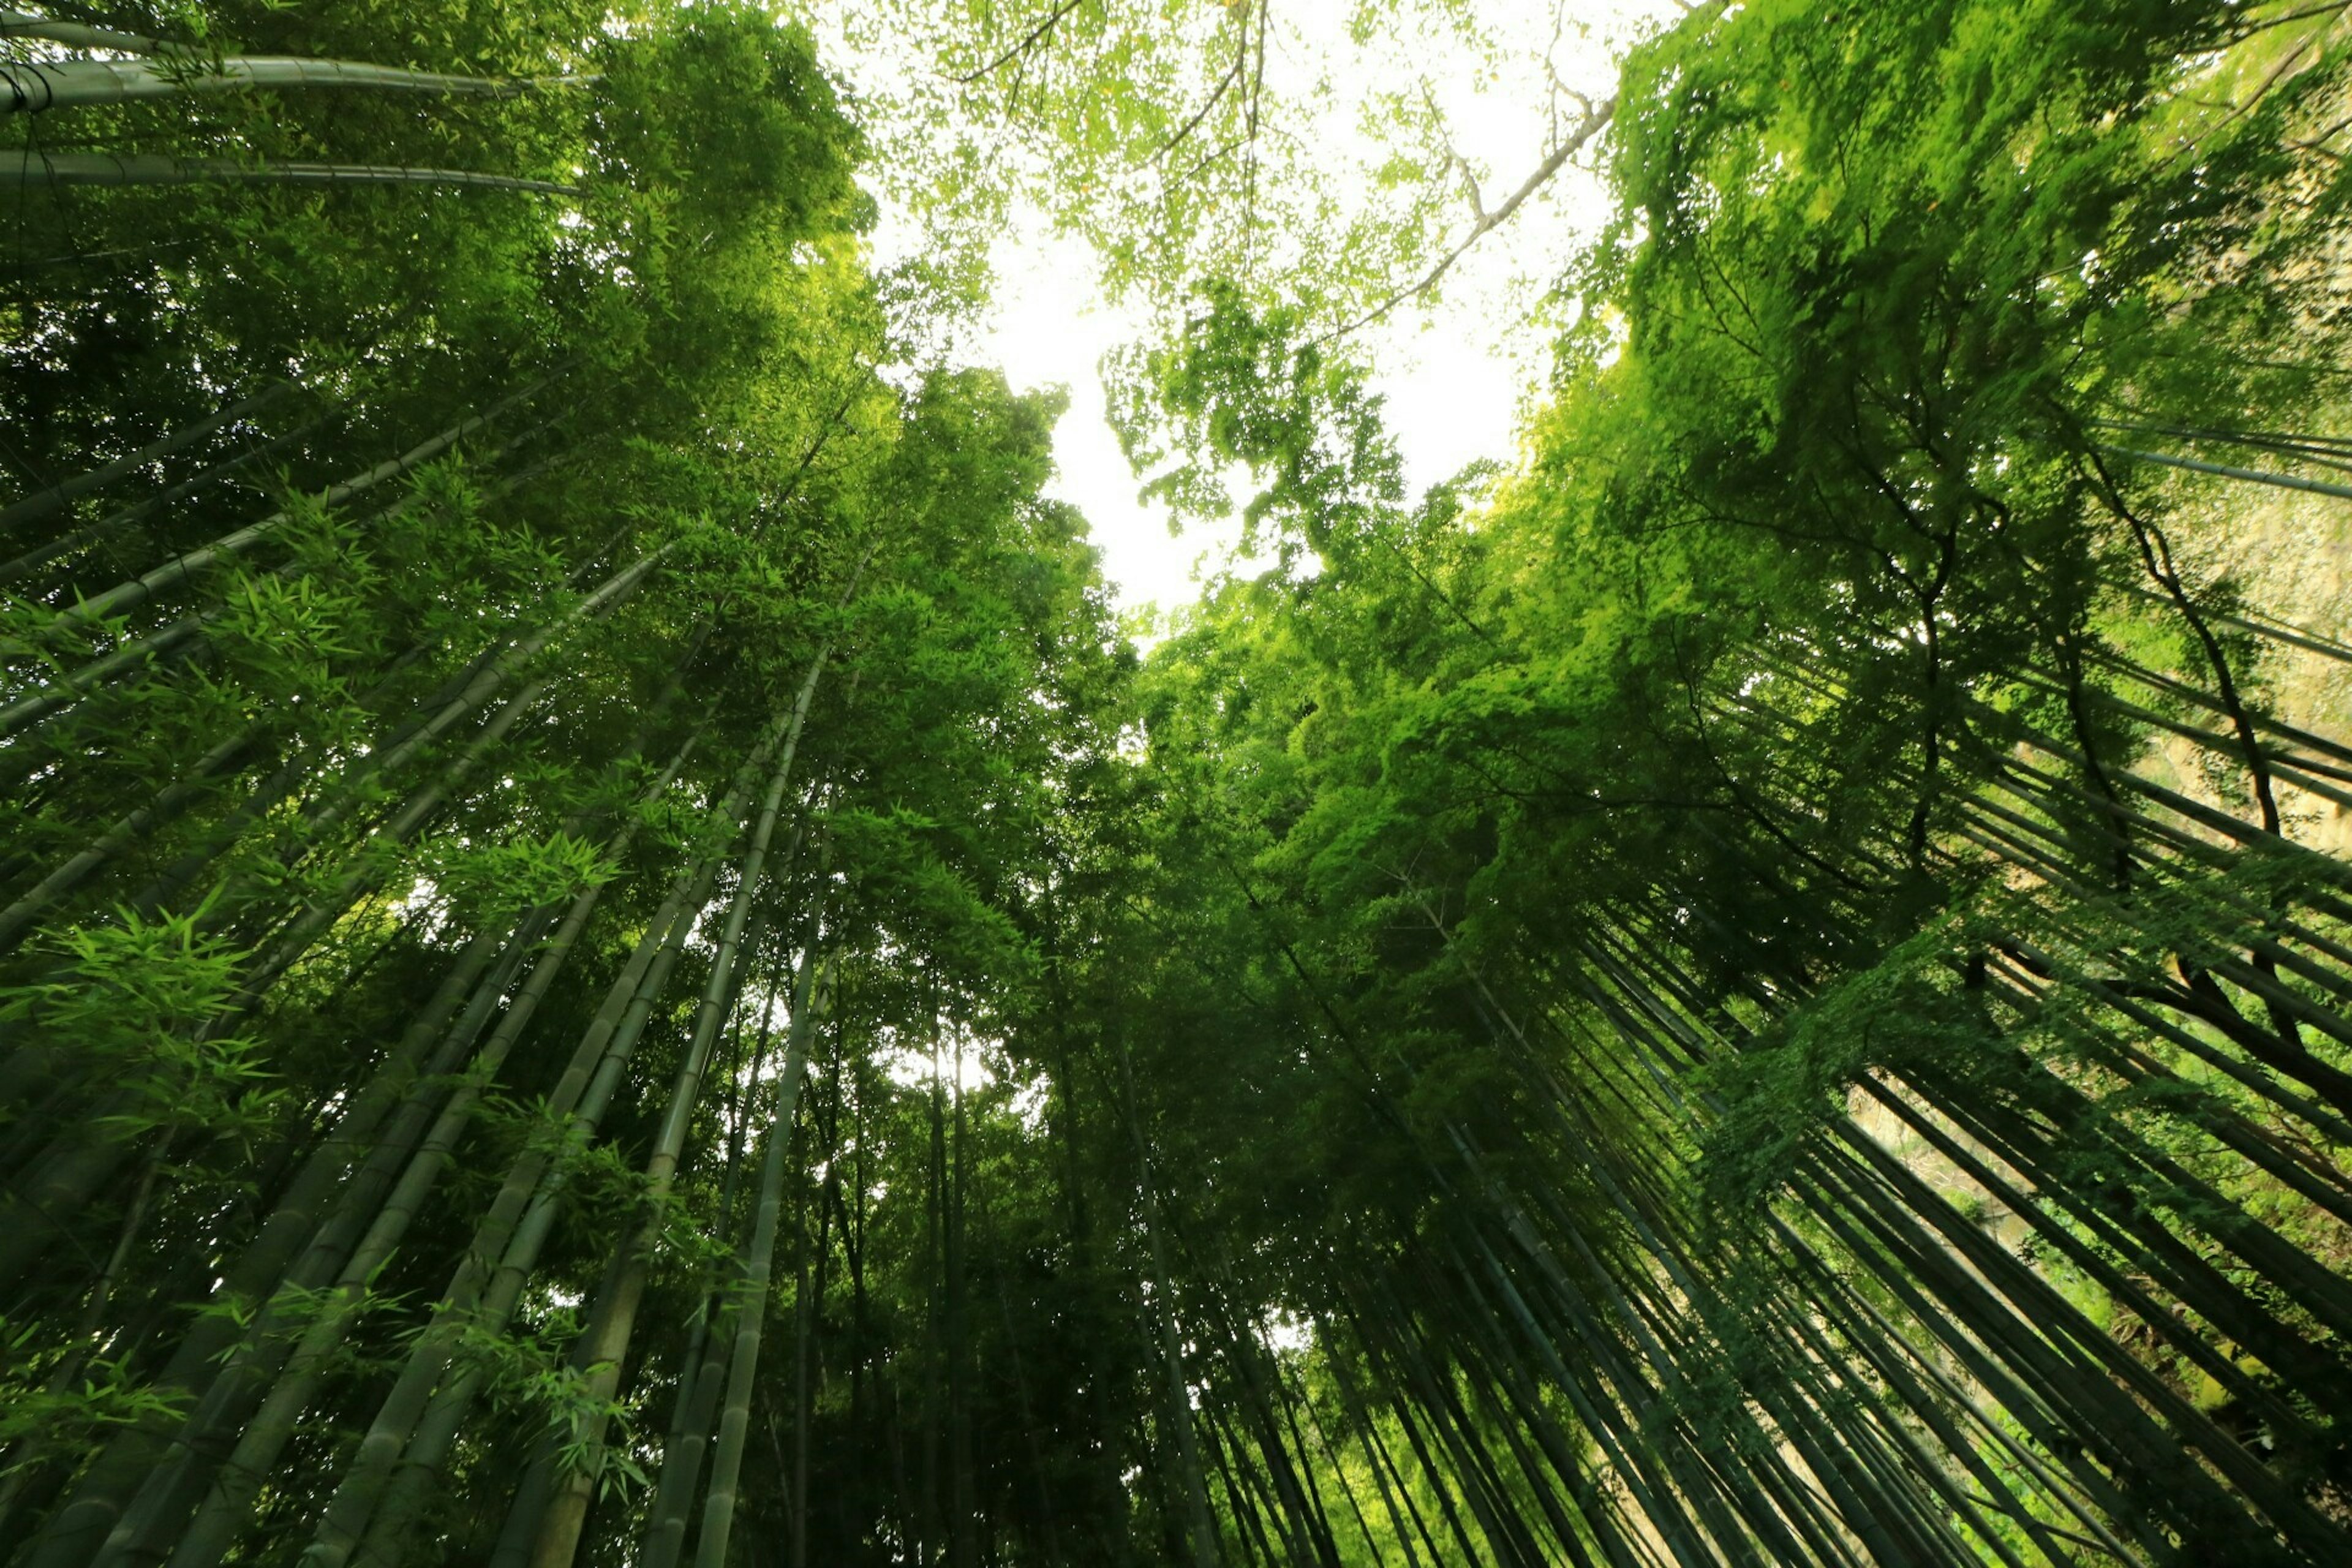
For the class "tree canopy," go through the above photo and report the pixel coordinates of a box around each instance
[7,2,2352,1566]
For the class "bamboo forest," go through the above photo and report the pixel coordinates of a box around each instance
[17,1,2352,1564]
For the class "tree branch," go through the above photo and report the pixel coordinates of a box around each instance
[1312,95,1613,345]
[1155,15,1249,165]
[949,0,1090,86]
[1420,81,1486,222]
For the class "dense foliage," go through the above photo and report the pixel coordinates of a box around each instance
[8,2,2352,1566]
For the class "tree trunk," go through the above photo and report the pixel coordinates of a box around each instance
[1117,1042,1221,1568]
[1,56,579,115]
[0,382,291,533]
[3,149,584,197]
[523,651,830,1568]
[634,931,789,1568]
[692,922,835,1568]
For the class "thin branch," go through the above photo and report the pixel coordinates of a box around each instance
[1312,95,1613,345]
[1155,17,1248,165]
[2226,0,2352,44]
[1420,81,1485,223]
[949,0,1090,86]
[2081,445,2285,837]
[2152,3,2349,171]
[1173,135,1247,186]
[1540,0,1571,146]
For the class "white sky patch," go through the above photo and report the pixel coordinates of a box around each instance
[1262,1308,1315,1357]
[827,0,1678,612]
[390,875,452,943]
[880,1026,1000,1093]
[1008,1072,1053,1134]
[976,219,1254,614]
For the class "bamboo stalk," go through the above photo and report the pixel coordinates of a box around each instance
[0,56,588,115]
[2,149,584,196]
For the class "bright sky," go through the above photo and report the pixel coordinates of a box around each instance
[974,217,1540,616]
[974,224,1245,617]
[829,0,1676,613]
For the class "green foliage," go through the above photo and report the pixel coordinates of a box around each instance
[454,1317,652,1502]
[1109,278,1406,567]
[9,3,2352,1566]
[4,907,279,1144]
[419,832,614,919]
[0,1318,190,1464]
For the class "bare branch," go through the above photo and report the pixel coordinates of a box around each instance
[2227,0,2352,43]
[1243,0,1270,248]
[1246,0,1269,149]
[1155,12,1250,165]
[949,0,1090,86]
[1173,135,1247,185]
[2155,2,2351,167]
[1313,94,1613,346]
[1420,80,1487,222]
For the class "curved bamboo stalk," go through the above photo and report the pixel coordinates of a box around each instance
[692,928,835,1568]
[15,918,521,1568]
[0,382,291,534]
[156,750,739,1568]
[0,56,588,115]
[0,417,325,591]
[630,976,780,1568]
[17,380,551,641]
[522,651,831,1568]
[2,149,583,197]
[285,714,799,1568]
[0,548,668,1290]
